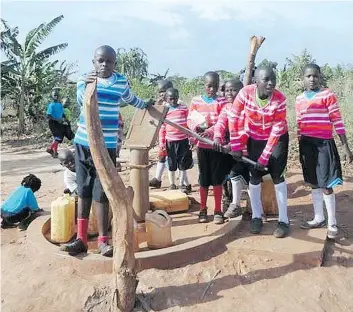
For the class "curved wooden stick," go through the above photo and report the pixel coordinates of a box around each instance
[243,36,266,86]
[84,81,137,312]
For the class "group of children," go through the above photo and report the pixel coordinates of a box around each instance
[2,45,352,255]
[149,64,352,240]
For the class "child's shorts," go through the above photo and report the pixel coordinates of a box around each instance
[49,120,65,142]
[299,136,343,188]
[75,144,116,203]
[63,124,74,141]
[247,132,289,181]
[223,154,250,185]
[197,147,226,187]
[166,139,193,171]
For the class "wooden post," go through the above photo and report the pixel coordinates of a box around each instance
[129,148,150,222]
[84,81,137,312]
[243,36,266,86]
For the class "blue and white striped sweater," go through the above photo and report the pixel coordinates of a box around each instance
[74,72,146,149]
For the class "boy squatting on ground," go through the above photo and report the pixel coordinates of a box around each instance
[159,88,193,193]
[1,174,43,230]
[229,66,290,238]
[58,149,77,195]
[60,45,153,257]
[214,78,250,218]
[297,64,353,239]
[46,90,74,158]
[187,71,228,224]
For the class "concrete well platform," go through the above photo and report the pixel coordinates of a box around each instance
[26,211,243,275]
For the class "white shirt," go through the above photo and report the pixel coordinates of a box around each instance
[63,168,77,193]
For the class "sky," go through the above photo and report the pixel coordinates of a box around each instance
[2,0,353,79]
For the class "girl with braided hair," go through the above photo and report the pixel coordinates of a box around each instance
[1,174,43,230]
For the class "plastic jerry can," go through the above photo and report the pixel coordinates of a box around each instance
[51,194,76,243]
[145,210,172,249]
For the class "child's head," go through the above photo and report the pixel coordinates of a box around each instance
[218,80,225,97]
[93,45,116,78]
[303,63,321,91]
[165,88,179,107]
[62,97,70,108]
[224,79,244,104]
[204,71,220,98]
[58,149,75,172]
[156,80,173,103]
[255,66,276,99]
[51,89,60,101]
[21,174,41,192]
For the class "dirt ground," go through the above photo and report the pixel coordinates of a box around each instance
[1,139,353,312]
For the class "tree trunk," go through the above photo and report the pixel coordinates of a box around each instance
[243,36,266,86]
[83,81,137,312]
[18,79,25,134]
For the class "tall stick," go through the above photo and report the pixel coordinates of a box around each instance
[243,36,266,86]
[84,81,137,312]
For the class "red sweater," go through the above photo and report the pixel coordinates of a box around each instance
[187,95,227,149]
[159,104,189,147]
[229,84,288,166]
[295,88,346,139]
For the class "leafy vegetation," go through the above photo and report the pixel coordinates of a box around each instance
[1,18,352,144]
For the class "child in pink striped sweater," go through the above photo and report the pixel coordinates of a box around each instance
[159,88,193,193]
[187,71,228,224]
[297,63,353,239]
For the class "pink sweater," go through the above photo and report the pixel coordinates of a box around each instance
[187,95,227,149]
[229,85,288,166]
[295,88,346,139]
[159,104,189,147]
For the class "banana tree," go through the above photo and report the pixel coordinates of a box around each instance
[1,16,68,133]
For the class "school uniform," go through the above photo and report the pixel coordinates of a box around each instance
[47,101,65,142]
[230,84,288,181]
[214,102,250,185]
[296,88,344,188]
[159,104,193,172]
[187,95,227,187]
[229,84,290,230]
[74,72,147,203]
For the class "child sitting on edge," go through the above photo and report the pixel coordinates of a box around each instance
[1,174,43,230]
[159,88,193,193]
[58,149,77,195]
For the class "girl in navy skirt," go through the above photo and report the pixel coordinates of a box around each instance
[296,64,353,239]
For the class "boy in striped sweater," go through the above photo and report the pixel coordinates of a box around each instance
[61,45,151,257]
[149,80,174,189]
[187,71,228,224]
[297,64,353,239]
[229,66,290,238]
[214,78,249,218]
[159,88,193,193]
